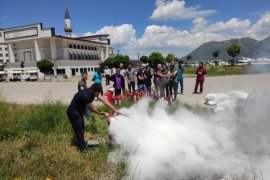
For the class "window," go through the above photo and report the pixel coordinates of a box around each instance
[77,45,80,49]
[87,68,90,71]
[69,53,72,59]
[78,53,81,60]
[57,69,66,74]
[76,68,78,72]
[88,46,90,50]
[73,53,77,60]
[73,44,76,49]
[69,44,72,48]
[81,45,84,49]
[85,46,87,50]
[80,68,83,73]
[91,67,93,71]
[0,32,2,37]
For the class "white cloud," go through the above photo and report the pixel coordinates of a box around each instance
[84,12,270,58]
[150,0,217,21]
[192,17,208,33]
[95,24,137,46]
[203,18,251,34]
[248,12,270,39]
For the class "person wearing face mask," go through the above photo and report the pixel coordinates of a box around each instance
[124,63,136,92]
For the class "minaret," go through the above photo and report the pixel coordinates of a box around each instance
[64,7,72,37]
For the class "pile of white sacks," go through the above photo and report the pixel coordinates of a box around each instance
[204,91,249,112]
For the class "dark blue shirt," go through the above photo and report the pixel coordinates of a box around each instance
[68,88,95,114]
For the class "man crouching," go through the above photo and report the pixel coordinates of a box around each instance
[67,83,121,151]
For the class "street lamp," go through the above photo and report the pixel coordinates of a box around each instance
[137,52,140,61]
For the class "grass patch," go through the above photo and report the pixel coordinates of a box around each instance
[184,64,270,76]
[0,95,126,179]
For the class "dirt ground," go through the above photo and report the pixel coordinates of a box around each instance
[0,73,270,106]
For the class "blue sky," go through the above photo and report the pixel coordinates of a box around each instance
[1,0,270,58]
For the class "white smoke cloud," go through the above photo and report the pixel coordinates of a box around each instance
[150,0,217,21]
[108,91,270,179]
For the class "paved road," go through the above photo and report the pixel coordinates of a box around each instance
[0,73,270,105]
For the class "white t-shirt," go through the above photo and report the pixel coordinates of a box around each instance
[104,68,111,76]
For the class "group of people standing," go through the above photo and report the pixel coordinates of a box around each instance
[104,61,207,101]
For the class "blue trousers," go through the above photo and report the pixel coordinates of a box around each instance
[178,79,183,94]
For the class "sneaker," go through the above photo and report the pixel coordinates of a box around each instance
[86,140,100,147]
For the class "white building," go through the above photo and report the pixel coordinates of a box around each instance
[0,42,9,64]
[0,8,114,80]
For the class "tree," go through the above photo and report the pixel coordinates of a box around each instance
[140,55,149,64]
[227,44,241,66]
[36,59,54,81]
[103,57,115,68]
[113,54,130,68]
[149,52,165,68]
[103,54,130,68]
[165,53,175,64]
[187,54,192,61]
[212,50,220,66]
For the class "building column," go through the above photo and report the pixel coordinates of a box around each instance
[34,40,41,61]
[50,38,57,60]
[8,43,15,63]
[105,45,109,60]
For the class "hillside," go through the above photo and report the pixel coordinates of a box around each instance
[183,36,270,61]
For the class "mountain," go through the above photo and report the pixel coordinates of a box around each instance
[183,36,270,61]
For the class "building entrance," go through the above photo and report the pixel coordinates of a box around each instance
[23,51,32,62]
